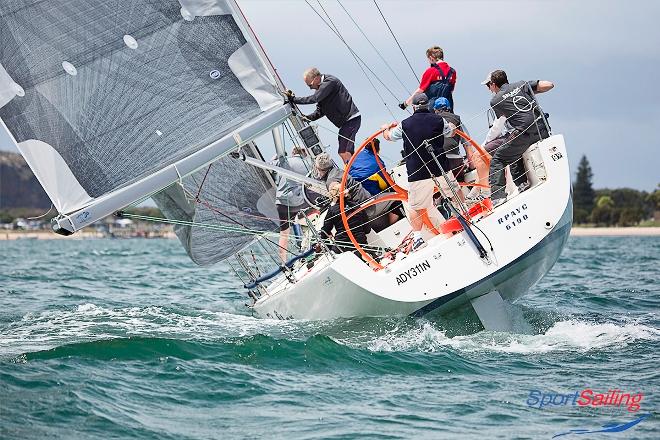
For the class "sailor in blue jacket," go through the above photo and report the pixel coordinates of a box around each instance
[348,138,389,196]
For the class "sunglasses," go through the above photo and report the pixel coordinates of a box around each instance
[306,76,320,88]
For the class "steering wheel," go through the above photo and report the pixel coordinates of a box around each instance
[338,126,492,270]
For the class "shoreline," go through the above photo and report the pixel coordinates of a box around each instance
[1,228,659,240]
[569,227,660,236]
[0,231,176,240]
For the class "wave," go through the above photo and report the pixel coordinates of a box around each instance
[359,319,660,354]
[3,303,658,362]
[1,303,305,358]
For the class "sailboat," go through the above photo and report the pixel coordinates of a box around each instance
[0,0,571,330]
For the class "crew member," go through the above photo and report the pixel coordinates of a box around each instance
[383,93,461,251]
[273,146,311,262]
[433,97,466,182]
[314,153,402,232]
[403,46,457,110]
[482,70,554,204]
[320,181,370,257]
[288,68,360,163]
[348,138,389,196]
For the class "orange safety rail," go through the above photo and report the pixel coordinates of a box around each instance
[338,126,493,270]
[456,129,491,168]
[339,125,404,269]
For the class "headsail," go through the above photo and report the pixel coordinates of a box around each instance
[0,0,287,234]
[153,142,279,266]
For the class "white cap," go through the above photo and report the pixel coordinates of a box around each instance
[481,71,494,85]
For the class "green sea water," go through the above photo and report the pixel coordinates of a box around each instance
[0,236,658,439]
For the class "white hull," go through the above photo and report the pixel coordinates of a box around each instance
[253,135,572,320]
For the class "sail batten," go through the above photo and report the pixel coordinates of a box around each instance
[0,0,287,244]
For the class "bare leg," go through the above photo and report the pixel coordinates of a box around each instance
[278,228,290,263]
[339,151,352,164]
[409,209,424,232]
[465,144,490,193]
[388,211,400,226]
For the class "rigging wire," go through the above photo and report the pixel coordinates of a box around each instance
[118,211,385,253]
[335,0,411,96]
[373,0,420,84]
[119,2,548,273]
[320,0,482,213]
[188,188,289,263]
[303,0,400,120]
[124,21,548,268]
[133,98,539,253]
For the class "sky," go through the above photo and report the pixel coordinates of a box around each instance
[1,0,658,191]
[238,0,660,191]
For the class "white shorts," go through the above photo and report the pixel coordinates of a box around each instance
[408,175,459,210]
[408,179,436,210]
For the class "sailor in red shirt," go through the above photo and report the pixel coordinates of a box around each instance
[404,46,457,110]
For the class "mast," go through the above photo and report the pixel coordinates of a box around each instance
[228,0,316,153]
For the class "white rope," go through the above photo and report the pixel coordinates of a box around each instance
[27,204,54,220]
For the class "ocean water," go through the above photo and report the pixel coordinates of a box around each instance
[0,236,658,439]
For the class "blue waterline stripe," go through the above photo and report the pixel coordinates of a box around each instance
[410,217,572,317]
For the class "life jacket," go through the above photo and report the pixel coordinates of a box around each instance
[426,63,455,110]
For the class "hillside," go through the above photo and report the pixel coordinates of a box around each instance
[0,151,51,209]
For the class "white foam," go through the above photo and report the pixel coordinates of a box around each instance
[358,320,660,355]
[1,303,307,357]
[4,304,658,359]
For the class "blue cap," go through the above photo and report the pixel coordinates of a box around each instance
[433,97,451,110]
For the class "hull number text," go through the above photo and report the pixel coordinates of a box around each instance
[396,260,431,285]
[498,204,529,230]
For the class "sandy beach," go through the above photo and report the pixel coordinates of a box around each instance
[0,230,107,240]
[570,227,660,236]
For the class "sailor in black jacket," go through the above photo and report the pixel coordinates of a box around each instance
[290,68,360,163]
[383,93,461,250]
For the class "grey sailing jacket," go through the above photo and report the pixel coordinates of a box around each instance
[293,74,359,128]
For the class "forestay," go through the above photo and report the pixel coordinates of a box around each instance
[0,0,286,239]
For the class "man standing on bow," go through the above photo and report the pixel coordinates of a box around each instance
[483,70,554,205]
[288,68,360,164]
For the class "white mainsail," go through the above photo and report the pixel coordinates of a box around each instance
[0,0,288,247]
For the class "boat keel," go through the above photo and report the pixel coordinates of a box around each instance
[470,290,515,332]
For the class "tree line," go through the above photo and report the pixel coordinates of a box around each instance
[573,155,659,226]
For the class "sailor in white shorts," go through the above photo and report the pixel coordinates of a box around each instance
[383,93,460,250]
